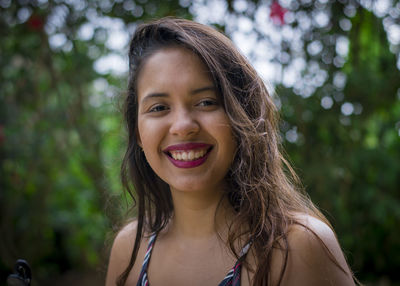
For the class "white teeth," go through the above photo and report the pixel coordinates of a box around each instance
[169,148,208,161]
[188,151,194,160]
[182,152,188,160]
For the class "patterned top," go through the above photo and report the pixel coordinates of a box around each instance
[136,234,251,286]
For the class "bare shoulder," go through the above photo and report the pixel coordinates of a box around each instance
[289,213,342,257]
[270,213,355,286]
[105,220,138,286]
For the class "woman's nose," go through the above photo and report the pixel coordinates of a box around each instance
[169,109,200,137]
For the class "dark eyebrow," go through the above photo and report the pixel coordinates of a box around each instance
[190,86,216,95]
[141,92,168,104]
[141,86,216,104]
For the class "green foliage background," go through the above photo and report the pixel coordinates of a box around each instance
[1,0,399,285]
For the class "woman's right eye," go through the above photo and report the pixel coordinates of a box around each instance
[149,104,168,113]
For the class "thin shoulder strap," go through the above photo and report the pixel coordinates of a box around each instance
[218,240,252,286]
[239,241,251,257]
[136,233,157,286]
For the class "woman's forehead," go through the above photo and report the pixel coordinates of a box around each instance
[136,47,214,99]
[141,47,208,75]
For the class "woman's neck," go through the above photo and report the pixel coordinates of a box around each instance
[168,187,234,240]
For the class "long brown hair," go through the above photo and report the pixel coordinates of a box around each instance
[119,17,344,285]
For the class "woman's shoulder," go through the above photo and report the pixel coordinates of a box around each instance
[288,212,338,248]
[270,213,355,286]
[106,220,147,286]
[110,220,138,259]
[116,220,139,241]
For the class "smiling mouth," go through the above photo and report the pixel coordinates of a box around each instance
[163,143,213,168]
[167,147,211,161]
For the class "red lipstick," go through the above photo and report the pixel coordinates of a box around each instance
[163,143,212,168]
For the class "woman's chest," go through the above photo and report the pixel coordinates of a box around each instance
[138,238,252,286]
[151,242,234,285]
[146,261,252,286]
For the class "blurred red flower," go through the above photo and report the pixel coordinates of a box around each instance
[27,14,44,31]
[270,1,287,25]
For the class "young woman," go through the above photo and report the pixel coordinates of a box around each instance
[106,18,356,286]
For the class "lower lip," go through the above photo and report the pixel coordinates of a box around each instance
[166,151,211,168]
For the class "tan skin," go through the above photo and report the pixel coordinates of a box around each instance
[106,47,355,286]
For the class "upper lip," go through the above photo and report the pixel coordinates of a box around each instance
[163,142,212,152]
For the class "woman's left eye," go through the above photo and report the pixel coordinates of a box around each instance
[197,99,217,107]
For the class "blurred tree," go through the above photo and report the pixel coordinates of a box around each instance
[1,0,399,285]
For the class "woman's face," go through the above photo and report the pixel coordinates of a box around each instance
[136,47,236,194]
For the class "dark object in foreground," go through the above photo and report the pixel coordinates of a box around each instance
[7,259,32,286]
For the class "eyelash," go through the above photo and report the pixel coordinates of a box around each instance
[197,99,218,107]
[149,104,168,113]
[147,99,218,113]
